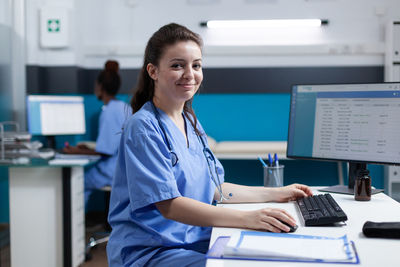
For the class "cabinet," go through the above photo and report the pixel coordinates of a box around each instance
[384,20,400,201]
[8,164,85,267]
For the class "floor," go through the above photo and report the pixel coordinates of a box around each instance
[82,241,108,267]
[0,224,10,267]
[81,212,109,267]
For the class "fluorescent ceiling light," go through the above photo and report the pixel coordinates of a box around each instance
[200,19,328,28]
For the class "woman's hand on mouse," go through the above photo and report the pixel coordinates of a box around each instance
[242,207,296,233]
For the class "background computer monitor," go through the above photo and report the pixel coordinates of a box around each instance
[27,95,86,146]
[287,83,400,194]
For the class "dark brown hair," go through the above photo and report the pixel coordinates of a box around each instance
[97,60,121,96]
[131,23,203,134]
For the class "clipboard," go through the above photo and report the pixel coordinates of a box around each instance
[206,234,360,264]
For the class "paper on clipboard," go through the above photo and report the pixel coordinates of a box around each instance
[207,231,359,264]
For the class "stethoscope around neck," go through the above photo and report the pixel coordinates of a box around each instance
[151,101,228,203]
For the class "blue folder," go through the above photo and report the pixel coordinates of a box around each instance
[206,233,360,264]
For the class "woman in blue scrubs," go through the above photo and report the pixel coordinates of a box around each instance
[64,60,131,204]
[107,24,312,267]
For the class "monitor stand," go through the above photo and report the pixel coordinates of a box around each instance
[319,162,384,195]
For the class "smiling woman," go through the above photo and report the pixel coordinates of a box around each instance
[106,23,312,267]
[147,40,203,138]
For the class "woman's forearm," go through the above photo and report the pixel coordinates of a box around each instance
[216,183,312,204]
[217,182,279,203]
[155,196,247,228]
[155,196,298,232]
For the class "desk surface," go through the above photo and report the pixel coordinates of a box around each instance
[207,188,400,267]
[0,157,98,167]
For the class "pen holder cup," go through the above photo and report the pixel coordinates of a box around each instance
[263,165,284,187]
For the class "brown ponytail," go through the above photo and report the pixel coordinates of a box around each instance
[97,60,121,96]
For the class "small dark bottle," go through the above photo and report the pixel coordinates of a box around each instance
[355,169,371,201]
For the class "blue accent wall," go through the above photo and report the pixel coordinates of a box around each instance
[193,94,290,141]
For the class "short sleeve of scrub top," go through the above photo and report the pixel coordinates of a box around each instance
[124,129,182,210]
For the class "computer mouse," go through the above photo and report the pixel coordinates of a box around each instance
[281,221,298,233]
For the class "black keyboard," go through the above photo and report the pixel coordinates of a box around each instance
[296,194,348,226]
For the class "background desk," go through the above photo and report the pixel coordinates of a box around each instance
[207,188,400,267]
[4,159,91,267]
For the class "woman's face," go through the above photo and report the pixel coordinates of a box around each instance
[148,40,203,105]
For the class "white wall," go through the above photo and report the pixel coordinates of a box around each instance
[25,0,400,68]
[0,0,26,128]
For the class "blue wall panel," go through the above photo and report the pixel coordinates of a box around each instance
[193,94,290,141]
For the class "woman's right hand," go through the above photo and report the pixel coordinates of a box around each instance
[243,208,296,233]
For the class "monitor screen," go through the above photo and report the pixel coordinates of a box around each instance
[27,95,86,135]
[287,83,400,166]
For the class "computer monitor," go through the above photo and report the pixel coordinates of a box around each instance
[287,83,400,194]
[27,95,86,146]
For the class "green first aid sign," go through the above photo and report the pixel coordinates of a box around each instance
[47,19,60,32]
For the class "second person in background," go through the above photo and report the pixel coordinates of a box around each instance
[63,60,131,204]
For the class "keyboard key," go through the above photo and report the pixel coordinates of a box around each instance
[296,194,348,226]
[303,197,313,211]
[326,194,344,212]
[309,197,319,210]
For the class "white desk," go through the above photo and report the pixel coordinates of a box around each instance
[207,188,400,267]
[4,159,89,267]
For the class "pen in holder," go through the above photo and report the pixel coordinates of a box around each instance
[263,165,284,187]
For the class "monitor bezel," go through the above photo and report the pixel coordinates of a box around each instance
[286,82,400,166]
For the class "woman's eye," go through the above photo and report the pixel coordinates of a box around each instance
[193,63,202,69]
[171,63,182,68]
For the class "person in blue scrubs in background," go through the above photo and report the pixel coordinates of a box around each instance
[107,24,313,267]
[64,60,131,204]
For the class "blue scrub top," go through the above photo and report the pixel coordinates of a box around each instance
[107,101,225,266]
[85,99,131,189]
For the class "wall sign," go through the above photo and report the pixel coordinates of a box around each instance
[40,7,69,48]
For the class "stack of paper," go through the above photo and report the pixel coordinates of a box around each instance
[48,158,90,165]
[55,153,101,161]
[208,231,359,264]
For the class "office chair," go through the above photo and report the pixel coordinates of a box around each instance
[85,186,111,261]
